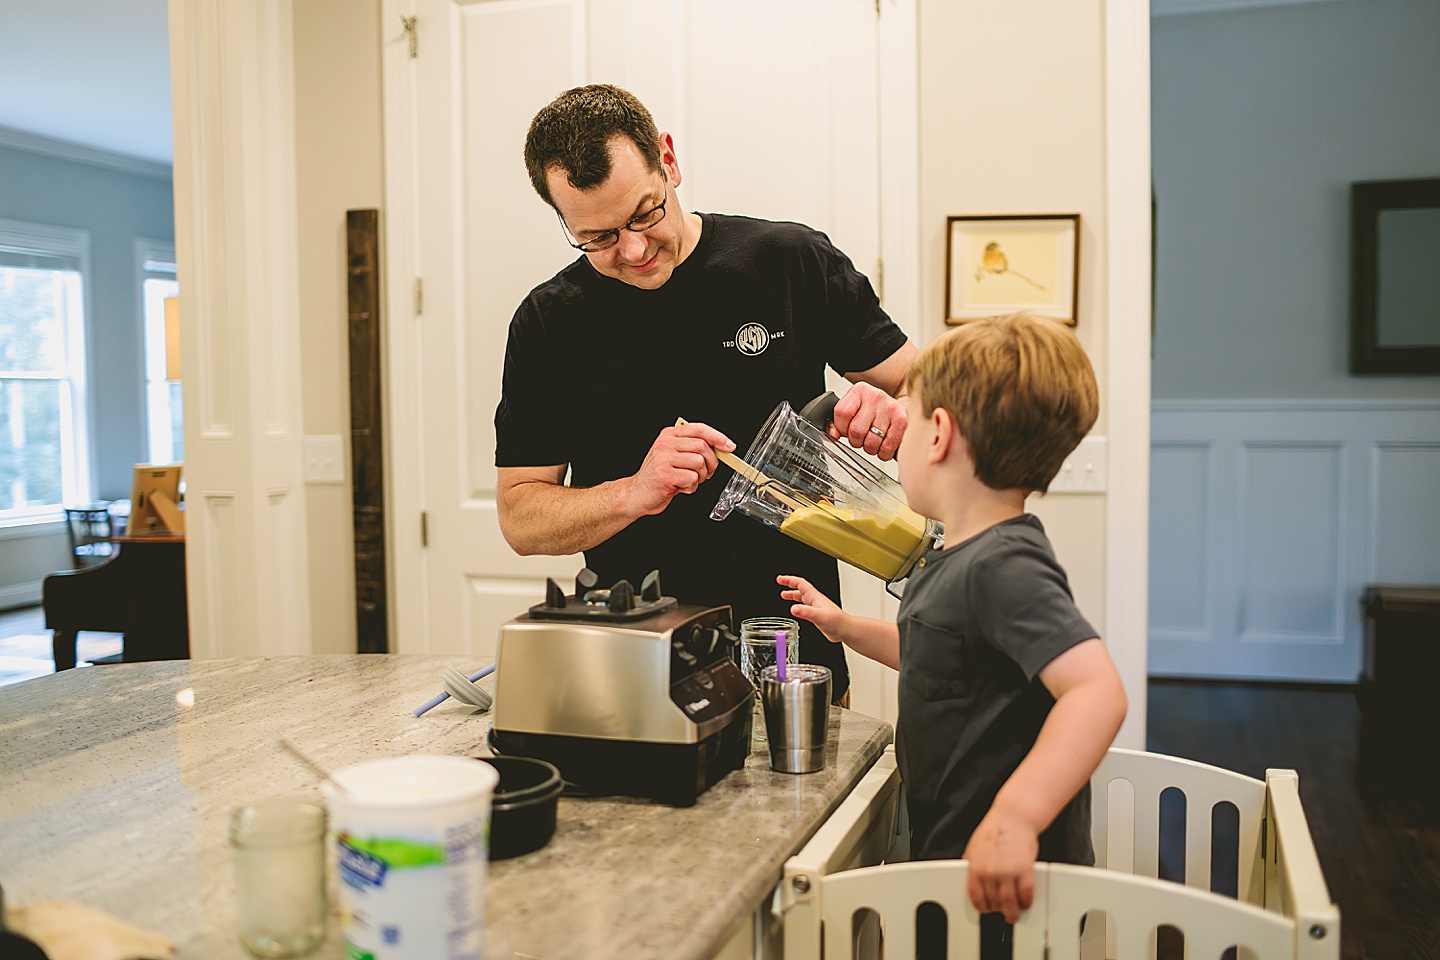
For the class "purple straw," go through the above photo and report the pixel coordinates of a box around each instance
[776,630,788,682]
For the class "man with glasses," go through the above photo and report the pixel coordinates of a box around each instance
[494,84,917,703]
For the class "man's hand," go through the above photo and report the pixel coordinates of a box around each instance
[777,575,849,643]
[624,422,734,517]
[963,811,1040,923]
[830,382,907,461]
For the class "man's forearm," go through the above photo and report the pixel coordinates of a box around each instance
[499,477,641,556]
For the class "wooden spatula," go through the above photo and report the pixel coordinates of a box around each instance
[675,417,810,512]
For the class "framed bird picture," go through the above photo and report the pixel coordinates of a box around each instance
[945,214,1080,325]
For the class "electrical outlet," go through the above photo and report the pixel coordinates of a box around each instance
[1050,436,1107,493]
[303,435,346,484]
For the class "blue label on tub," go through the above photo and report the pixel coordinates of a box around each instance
[338,838,388,890]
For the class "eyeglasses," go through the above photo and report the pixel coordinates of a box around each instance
[557,176,669,253]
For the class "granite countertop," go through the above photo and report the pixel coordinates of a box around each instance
[0,656,892,960]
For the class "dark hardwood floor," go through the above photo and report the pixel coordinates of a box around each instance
[1147,679,1440,960]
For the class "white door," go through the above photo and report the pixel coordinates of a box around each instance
[382,0,897,697]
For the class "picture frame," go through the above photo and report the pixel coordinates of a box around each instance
[128,463,184,536]
[945,214,1080,325]
[1350,177,1440,374]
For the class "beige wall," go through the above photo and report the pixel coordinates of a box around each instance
[918,0,1111,635]
[293,0,385,653]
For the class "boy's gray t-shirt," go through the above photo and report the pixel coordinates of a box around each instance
[896,513,1098,863]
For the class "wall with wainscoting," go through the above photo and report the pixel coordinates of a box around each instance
[1149,2,1440,681]
[1150,401,1440,682]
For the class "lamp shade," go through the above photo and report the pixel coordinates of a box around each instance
[164,296,180,381]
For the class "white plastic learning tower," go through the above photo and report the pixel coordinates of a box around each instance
[778,747,1339,960]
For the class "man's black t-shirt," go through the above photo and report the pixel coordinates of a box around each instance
[897,514,1098,864]
[495,213,909,694]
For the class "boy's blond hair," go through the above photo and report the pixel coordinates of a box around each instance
[905,312,1099,494]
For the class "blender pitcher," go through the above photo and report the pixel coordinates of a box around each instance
[709,393,943,595]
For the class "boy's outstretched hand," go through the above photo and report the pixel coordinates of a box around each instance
[962,812,1039,923]
[776,575,846,642]
[776,575,902,670]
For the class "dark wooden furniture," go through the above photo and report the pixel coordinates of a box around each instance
[348,208,388,653]
[63,503,117,569]
[1357,585,1440,809]
[42,534,189,670]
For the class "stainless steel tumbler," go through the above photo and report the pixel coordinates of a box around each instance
[759,664,831,773]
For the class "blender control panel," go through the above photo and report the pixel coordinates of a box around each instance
[668,612,751,723]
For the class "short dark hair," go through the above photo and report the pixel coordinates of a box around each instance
[524,84,663,209]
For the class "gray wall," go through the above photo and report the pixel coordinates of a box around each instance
[0,144,174,498]
[0,143,172,607]
[1376,207,1440,346]
[1151,0,1440,400]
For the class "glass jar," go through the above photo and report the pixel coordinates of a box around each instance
[228,800,327,958]
[739,617,801,742]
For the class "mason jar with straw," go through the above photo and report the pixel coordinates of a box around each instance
[738,617,800,742]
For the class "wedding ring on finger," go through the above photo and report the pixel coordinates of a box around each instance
[869,426,886,440]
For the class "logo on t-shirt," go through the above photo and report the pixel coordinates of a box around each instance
[729,322,781,356]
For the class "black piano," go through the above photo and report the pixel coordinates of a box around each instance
[43,535,189,670]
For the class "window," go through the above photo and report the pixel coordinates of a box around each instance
[136,241,181,465]
[0,219,91,522]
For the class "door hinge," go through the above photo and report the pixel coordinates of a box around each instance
[414,277,423,316]
[876,258,885,302]
[1260,817,1268,860]
[401,15,418,58]
[421,511,429,547]
[875,0,881,15]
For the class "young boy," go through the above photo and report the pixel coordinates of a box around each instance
[778,311,1127,927]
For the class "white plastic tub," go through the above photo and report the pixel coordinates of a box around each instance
[323,755,499,960]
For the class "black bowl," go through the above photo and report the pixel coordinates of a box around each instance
[474,755,562,860]
[0,931,48,960]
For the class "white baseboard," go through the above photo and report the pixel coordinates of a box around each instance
[0,581,44,611]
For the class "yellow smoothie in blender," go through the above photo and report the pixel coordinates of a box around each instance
[779,501,928,581]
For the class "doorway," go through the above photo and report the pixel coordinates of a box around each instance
[380,0,918,727]
[0,0,178,672]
